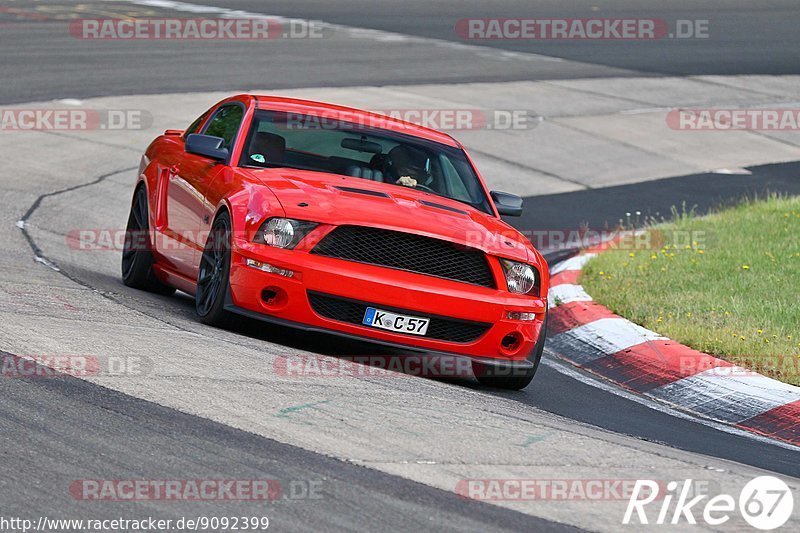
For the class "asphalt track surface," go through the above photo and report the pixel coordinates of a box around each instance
[2,0,800,530]
[2,352,564,532]
[2,0,800,103]
[516,161,800,231]
[218,0,800,76]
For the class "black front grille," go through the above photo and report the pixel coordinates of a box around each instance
[311,226,495,288]
[307,292,491,344]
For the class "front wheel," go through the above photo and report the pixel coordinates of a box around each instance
[121,186,175,295]
[473,311,548,390]
[196,211,234,327]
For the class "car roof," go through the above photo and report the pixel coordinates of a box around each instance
[249,94,461,148]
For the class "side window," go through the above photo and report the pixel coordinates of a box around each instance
[204,105,244,148]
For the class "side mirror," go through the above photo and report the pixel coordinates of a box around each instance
[491,191,523,217]
[185,134,229,161]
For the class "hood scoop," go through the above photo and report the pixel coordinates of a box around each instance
[420,200,468,215]
[334,185,390,198]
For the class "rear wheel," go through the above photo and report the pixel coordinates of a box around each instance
[121,186,175,295]
[473,311,548,390]
[196,211,234,327]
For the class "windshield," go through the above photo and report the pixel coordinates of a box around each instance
[240,110,493,214]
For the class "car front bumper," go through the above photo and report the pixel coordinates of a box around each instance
[228,240,547,363]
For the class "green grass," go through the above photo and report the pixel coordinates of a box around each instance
[580,195,800,385]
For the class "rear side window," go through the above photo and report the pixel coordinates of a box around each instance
[204,105,244,148]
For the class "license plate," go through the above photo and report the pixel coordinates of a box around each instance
[362,307,430,336]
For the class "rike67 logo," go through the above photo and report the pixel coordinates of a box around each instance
[624,476,794,530]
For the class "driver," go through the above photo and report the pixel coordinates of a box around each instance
[386,144,432,189]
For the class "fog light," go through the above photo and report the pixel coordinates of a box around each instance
[262,289,278,304]
[506,311,536,321]
[501,333,521,351]
[260,286,287,308]
[246,258,294,277]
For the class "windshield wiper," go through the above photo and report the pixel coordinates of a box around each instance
[242,162,311,171]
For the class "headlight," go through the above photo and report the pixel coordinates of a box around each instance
[254,218,317,249]
[501,259,538,295]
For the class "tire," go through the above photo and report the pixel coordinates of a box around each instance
[473,311,548,390]
[121,186,176,295]
[195,211,234,327]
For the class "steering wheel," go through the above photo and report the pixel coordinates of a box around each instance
[414,183,436,193]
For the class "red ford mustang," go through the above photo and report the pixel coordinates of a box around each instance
[122,95,549,389]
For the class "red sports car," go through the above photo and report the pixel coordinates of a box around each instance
[122,95,549,389]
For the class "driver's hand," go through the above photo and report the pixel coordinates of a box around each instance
[397,176,417,188]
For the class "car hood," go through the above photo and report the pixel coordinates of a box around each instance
[241,168,534,264]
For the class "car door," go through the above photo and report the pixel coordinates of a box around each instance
[164,103,244,281]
